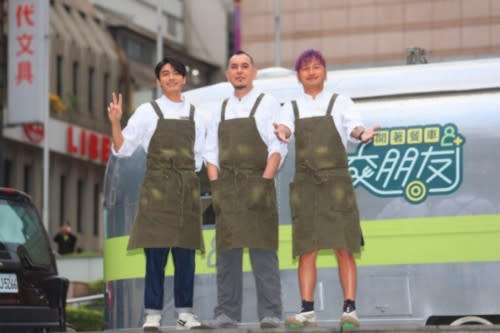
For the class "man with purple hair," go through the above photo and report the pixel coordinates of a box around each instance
[274,49,379,328]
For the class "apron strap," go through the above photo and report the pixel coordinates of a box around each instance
[326,93,339,116]
[221,98,229,121]
[189,104,195,121]
[150,100,164,119]
[249,93,265,118]
[291,100,299,120]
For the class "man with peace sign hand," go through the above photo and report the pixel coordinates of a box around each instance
[108,57,207,331]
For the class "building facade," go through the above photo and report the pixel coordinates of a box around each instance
[240,0,500,69]
[1,0,228,252]
[90,0,227,106]
[2,0,121,252]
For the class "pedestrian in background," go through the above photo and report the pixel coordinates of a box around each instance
[53,222,77,255]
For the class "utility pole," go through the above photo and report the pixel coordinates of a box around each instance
[156,0,164,98]
[274,0,280,67]
[42,19,50,231]
[0,0,6,187]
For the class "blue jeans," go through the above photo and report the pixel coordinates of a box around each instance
[144,247,195,311]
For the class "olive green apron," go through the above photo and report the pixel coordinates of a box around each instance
[290,93,362,257]
[127,101,204,252]
[210,93,278,253]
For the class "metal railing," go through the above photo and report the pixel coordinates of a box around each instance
[66,293,104,308]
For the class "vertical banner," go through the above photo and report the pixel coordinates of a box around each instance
[233,0,241,52]
[7,0,49,125]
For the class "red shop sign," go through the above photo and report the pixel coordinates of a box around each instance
[67,125,111,164]
[23,124,44,144]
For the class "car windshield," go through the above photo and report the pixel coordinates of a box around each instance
[0,199,51,267]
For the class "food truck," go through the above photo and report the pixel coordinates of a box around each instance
[103,58,500,329]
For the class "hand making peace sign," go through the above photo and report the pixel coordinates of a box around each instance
[107,92,123,124]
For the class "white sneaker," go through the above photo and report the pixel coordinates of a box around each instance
[260,316,280,328]
[176,312,206,330]
[285,310,316,328]
[204,313,238,328]
[341,310,360,328]
[143,314,161,331]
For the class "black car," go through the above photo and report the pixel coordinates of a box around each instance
[0,188,68,332]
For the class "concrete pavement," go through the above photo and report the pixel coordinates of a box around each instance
[73,325,500,333]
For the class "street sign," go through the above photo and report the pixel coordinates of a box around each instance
[7,0,49,125]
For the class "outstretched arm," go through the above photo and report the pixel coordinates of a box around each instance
[351,125,381,142]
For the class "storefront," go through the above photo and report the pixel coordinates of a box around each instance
[3,119,110,252]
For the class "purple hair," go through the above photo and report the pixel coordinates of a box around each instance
[294,49,326,72]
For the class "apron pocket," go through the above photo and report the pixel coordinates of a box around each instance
[246,177,275,210]
[210,178,232,240]
[210,177,239,216]
[323,175,355,212]
[184,172,201,212]
[142,171,182,216]
[290,181,314,235]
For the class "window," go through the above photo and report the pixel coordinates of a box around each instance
[167,15,177,37]
[133,87,154,107]
[190,67,201,85]
[124,36,153,65]
[3,160,11,188]
[72,62,79,96]
[125,38,141,60]
[56,55,63,97]
[118,77,125,98]
[93,184,99,236]
[103,73,109,117]
[59,175,66,226]
[227,12,235,54]
[23,165,31,195]
[88,67,94,113]
[77,179,84,233]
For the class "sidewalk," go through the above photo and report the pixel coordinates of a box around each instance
[75,325,500,333]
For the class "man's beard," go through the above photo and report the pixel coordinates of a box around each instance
[233,84,247,90]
